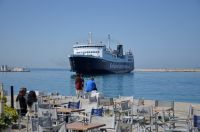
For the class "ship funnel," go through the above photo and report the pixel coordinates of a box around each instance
[117,45,123,56]
[88,32,92,45]
[108,34,111,50]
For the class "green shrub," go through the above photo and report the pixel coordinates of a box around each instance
[0,96,18,129]
[0,113,12,129]
[4,105,18,122]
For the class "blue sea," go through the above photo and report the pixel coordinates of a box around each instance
[0,68,200,103]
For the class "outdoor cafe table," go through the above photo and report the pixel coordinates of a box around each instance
[113,99,132,109]
[66,122,106,132]
[57,108,85,113]
[153,107,174,131]
[154,107,172,112]
[57,108,85,123]
[153,106,173,120]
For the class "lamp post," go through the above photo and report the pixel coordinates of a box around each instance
[0,83,4,114]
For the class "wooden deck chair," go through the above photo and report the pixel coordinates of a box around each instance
[118,95,134,103]
[162,105,192,132]
[98,97,114,115]
[155,100,175,120]
[120,101,131,113]
[30,117,39,132]
[38,123,65,132]
[135,105,154,132]
[191,106,200,132]
[58,122,66,132]
[89,108,116,131]
[116,121,133,132]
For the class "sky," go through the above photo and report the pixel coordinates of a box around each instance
[0,0,200,69]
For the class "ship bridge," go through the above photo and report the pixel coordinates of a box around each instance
[73,44,105,57]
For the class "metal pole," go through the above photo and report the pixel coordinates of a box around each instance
[11,86,14,108]
[0,83,4,114]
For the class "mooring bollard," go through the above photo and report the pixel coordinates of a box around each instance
[11,86,14,108]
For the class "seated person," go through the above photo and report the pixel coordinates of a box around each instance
[85,77,97,92]
[27,90,37,115]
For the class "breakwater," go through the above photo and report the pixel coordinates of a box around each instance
[0,65,30,72]
[134,68,200,72]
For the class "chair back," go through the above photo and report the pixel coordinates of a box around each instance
[136,105,153,130]
[37,97,43,104]
[116,122,132,132]
[137,106,153,118]
[118,95,134,102]
[58,122,66,132]
[98,97,114,106]
[121,101,130,111]
[84,92,90,99]
[38,116,52,127]
[38,108,58,120]
[90,111,116,129]
[155,100,174,120]
[91,108,104,116]
[50,108,58,120]
[192,106,200,129]
[38,121,65,132]
[155,100,174,110]
[89,96,97,103]
[38,107,50,117]
[30,118,39,132]
[194,115,200,128]
[38,103,51,109]
[33,102,38,112]
[68,100,80,109]
[138,98,144,106]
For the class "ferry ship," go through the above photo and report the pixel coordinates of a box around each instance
[69,33,134,74]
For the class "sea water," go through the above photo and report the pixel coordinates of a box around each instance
[0,68,200,103]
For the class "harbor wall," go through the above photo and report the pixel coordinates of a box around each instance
[134,68,200,72]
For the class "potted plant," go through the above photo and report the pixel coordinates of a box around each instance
[0,96,18,131]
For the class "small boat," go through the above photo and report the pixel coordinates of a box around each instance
[69,33,134,74]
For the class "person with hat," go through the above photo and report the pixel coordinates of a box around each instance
[16,88,27,116]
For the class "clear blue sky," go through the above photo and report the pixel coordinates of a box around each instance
[0,0,200,68]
